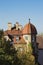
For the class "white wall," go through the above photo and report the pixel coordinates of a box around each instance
[23,35,31,44]
[4,36,11,41]
[23,35,31,52]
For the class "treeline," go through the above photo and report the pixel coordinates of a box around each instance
[0,30,38,65]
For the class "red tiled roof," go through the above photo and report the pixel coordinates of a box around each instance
[4,29,22,36]
[22,22,37,34]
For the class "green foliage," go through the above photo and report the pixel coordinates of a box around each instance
[17,43,38,65]
[18,52,38,65]
[28,43,33,54]
[0,30,21,65]
[0,40,21,65]
[0,29,4,39]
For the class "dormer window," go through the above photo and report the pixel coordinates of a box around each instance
[16,36,19,42]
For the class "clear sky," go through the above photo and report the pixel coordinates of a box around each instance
[0,0,43,34]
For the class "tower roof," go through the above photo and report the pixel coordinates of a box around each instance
[22,22,37,34]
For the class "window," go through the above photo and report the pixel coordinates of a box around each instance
[16,36,19,42]
[32,36,35,42]
[25,36,28,40]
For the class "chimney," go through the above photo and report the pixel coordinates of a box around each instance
[16,22,19,30]
[8,22,12,30]
[19,25,23,30]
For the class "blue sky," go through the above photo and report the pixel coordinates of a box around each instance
[0,0,43,34]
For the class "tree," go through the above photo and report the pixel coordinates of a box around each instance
[0,29,21,65]
[17,43,38,65]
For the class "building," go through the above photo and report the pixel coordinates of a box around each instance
[4,20,38,54]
